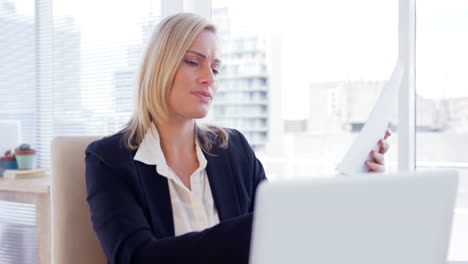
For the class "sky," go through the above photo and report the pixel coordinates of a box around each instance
[10,0,468,119]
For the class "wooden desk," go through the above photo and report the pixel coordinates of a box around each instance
[0,175,51,264]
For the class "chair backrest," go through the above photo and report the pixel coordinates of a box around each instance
[51,136,106,264]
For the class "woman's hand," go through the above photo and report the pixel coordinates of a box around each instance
[365,129,391,172]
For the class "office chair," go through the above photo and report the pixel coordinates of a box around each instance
[51,136,106,264]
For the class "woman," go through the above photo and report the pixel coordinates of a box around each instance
[85,13,390,264]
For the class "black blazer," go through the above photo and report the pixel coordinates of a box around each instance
[85,129,266,264]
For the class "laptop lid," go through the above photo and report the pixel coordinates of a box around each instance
[250,170,459,264]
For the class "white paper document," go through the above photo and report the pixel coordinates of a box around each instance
[337,61,404,174]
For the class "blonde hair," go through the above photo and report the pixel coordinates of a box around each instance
[121,13,229,153]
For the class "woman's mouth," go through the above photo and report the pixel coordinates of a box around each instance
[192,91,212,103]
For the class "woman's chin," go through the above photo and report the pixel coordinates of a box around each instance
[168,106,210,121]
[188,106,210,119]
[192,111,209,119]
[199,103,214,117]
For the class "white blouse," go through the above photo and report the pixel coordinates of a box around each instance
[133,123,220,236]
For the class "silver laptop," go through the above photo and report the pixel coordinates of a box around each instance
[250,170,459,264]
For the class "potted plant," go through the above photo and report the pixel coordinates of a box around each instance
[15,144,36,170]
[0,150,18,175]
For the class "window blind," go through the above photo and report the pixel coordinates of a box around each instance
[0,0,161,168]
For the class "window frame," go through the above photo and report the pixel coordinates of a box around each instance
[398,0,416,171]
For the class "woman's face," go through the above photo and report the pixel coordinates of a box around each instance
[167,30,221,121]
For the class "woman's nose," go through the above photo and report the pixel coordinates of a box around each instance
[198,65,215,85]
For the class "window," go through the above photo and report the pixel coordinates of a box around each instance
[210,0,398,178]
[416,0,468,168]
[0,0,37,160]
[416,1,468,259]
[0,0,161,166]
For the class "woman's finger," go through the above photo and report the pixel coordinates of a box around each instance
[384,129,392,140]
[379,139,390,154]
[366,160,385,172]
[371,150,385,165]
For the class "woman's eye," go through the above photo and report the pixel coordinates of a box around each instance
[185,60,198,66]
[212,69,220,75]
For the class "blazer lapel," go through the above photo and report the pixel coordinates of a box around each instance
[205,148,241,221]
[134,161,175,237]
